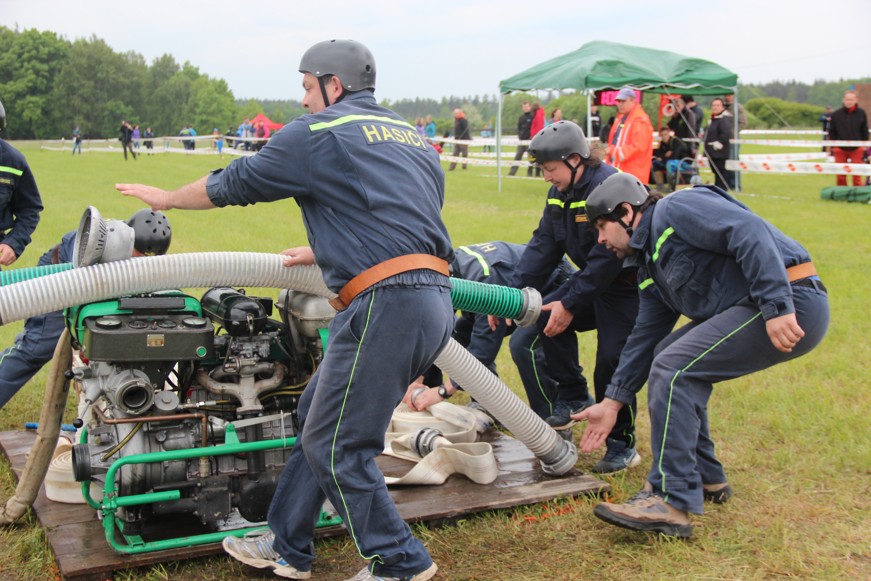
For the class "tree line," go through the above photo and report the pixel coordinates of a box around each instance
[2,26,867,140]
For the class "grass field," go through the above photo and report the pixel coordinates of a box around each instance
[0,143,868,580]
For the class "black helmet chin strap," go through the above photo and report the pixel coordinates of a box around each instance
[318,75,348,108]
[562,158,582,192]
[317,76,332,108]
[617,206,637,237]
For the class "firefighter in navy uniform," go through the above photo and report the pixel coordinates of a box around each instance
[117,40,453,581]
[0,98,43,269]
[405,241,576,420]
[495,121,642,474]
[578,174,829,538]
[0,210,171,410]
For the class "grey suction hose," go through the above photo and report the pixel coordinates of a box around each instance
[0,253,334,325]
[434,339,577,476]
[0,253,575,477]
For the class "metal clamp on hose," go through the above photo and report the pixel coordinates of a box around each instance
[513,287,542,328]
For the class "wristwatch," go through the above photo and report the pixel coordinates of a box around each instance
[437,384,452,399]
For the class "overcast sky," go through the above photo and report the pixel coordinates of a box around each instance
[5,0,870,102]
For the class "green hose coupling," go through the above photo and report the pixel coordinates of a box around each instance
[450,279,541,327]
[0,263,74,286]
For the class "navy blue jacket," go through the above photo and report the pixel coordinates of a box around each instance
[206,91,453,292]
[0,139,43,259]
[605,186,813,405]
[511,162,636,312]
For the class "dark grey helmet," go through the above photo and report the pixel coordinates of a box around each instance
[528,121,590,164]
[0,98,5,131]
[127,209,172,256]
[585,173,650,223]
[298,40,376,92]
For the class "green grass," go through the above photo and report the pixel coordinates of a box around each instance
[0,144,868,580]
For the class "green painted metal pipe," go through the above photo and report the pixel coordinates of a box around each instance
[94,430,341,554]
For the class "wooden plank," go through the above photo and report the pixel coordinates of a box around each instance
[0,429,607,580]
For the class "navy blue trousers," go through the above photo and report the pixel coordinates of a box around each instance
[647,285,829,514]
[536,286,639,445]
[268,284,453,577]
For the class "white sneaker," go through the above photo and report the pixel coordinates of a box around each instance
[222,530,311,579]
[345,561,438,581]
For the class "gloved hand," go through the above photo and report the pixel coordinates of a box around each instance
[709,141,724,151]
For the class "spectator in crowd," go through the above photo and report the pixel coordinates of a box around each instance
[143,127,154,155]
[722,93,747,132]
[494,121,642,474]
[607,87,654,183]
[578,172,829,538]
[0,209,170,409]
[584,104,602,140]
[189,125,197,150]
[651,127,686,191]
[415,117,426,137]
[120,120,137,160]
[704,98,734,190]
[529,103,546,177]
[682,95,704,138]
[448,108,471,171]
[547,108,563,127]
[403,241,575,421]
[828,90,869,186]
[481,122,493,153]
[132,123,141,151]
[819,105,833,137]
[509,101,533,177]
[118,39,453,581]
[213,128,224,159]
[0,99,43,269]
[71,125,82,156]
[255,121,267,152]
[667,98,696,154]
[818,105,833,153]
[425,115,437,140]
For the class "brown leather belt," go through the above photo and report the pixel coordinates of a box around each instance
[329,254,450,312]
[50,244,62,265]
[786,262,816,283]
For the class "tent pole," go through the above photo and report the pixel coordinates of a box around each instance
[733,86,741,192]
[497,95,504,192]
[586,92,592,139]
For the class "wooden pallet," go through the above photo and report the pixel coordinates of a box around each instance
[0,430,607,580]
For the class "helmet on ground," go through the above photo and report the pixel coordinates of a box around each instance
[0,98,5,131]
[585,173,650,223]
[528,121,590,164]
[298,40,376,92]
[127,209,172,256]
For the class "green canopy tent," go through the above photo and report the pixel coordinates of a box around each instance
[496,40,739,189]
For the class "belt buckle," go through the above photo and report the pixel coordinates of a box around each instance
[328,297,346,312]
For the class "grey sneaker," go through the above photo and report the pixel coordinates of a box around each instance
[703,482,733,504]
[222,530,311,579]
[594,490,693,538]
[592,438,642,474]
[545,395,595,430]
[345,562,438,581]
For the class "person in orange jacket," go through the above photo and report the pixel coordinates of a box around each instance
[607,87,653,183]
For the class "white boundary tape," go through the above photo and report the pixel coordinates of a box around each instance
[726,160,871,175]
[733,139,870,147]
[739,152,831,161]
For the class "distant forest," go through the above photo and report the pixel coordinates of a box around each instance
[1,26,867,140]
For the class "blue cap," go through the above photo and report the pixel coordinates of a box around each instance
[615,87,637,101]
